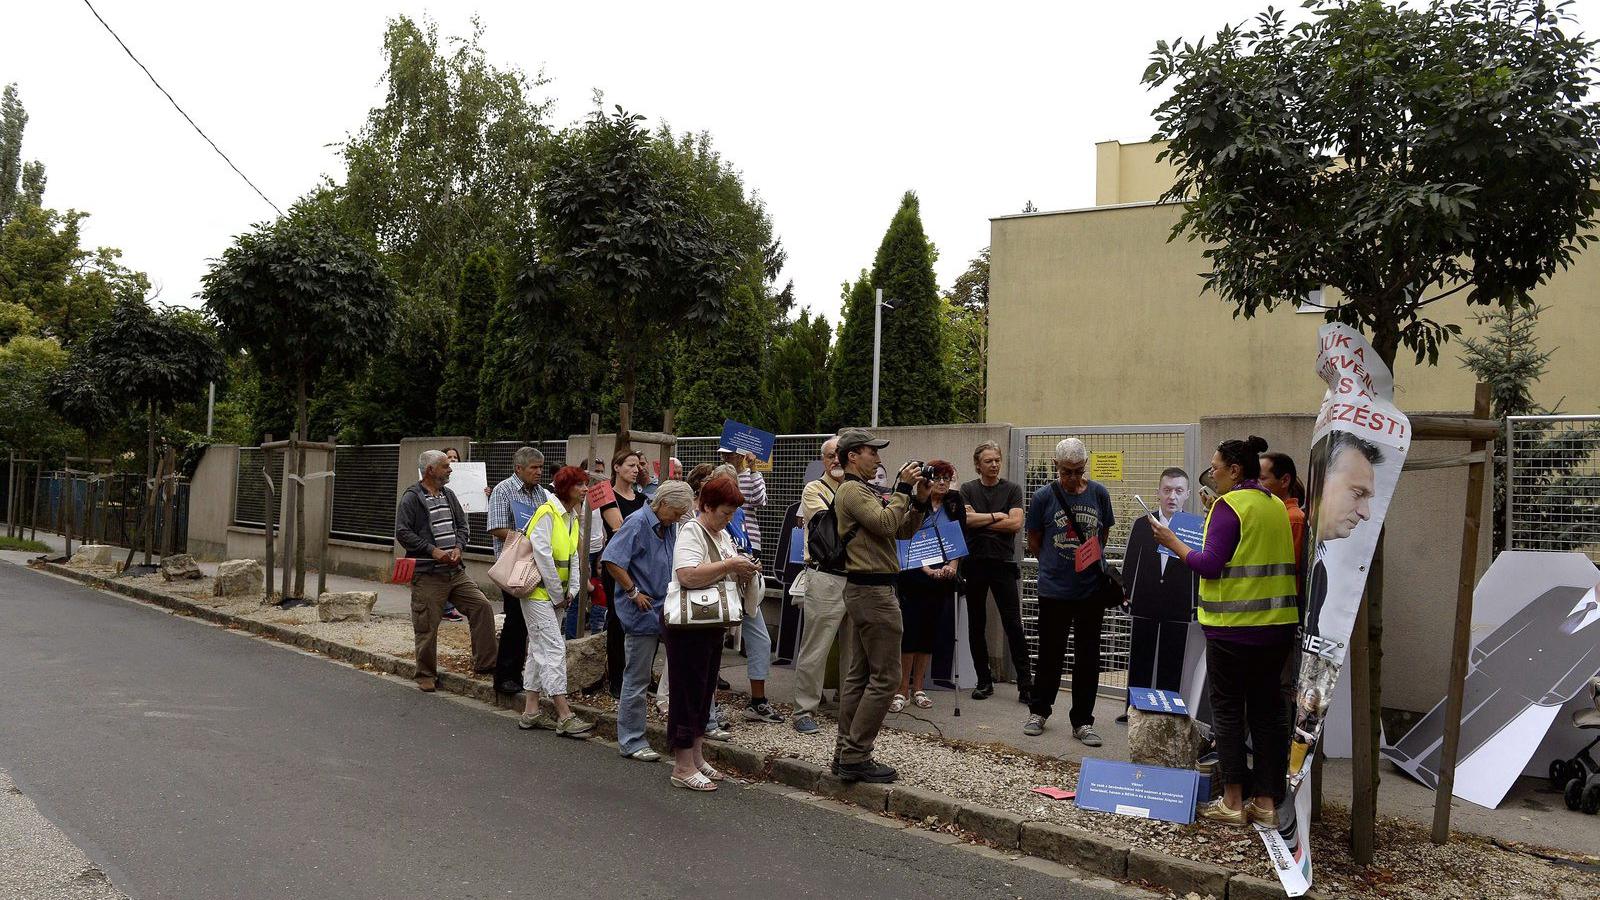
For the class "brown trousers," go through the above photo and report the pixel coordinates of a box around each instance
[410,567,498,680]
[835,583,904,765]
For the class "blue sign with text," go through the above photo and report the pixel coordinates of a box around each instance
[1157,511,1206,559]
[719,420,775,462]
[897,516,969,570]
[1128,688,1189,715]
[1075,758,1208,825]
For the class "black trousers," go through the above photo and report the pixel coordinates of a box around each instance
[493,589,526,690]
[597,551,627,692]
[1030,597,1103,728]
[963,558,1032,688]
[1206,636,1294,802]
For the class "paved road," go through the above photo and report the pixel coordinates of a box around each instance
[0,564,1135,900]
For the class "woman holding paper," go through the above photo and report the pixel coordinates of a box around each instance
[1151,436,1297,827]
[516,465,596,738]
[894,460,965,711]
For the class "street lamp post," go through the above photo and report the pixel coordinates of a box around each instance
[871,289,899,428]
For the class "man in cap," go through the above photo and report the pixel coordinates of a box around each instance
[831,428,932,783]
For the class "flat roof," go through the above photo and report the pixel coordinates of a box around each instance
[989,199,1171,222]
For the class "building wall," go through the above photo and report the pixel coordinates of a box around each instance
[988,200,1600,427]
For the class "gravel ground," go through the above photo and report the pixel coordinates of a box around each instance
[63,562,1600,900]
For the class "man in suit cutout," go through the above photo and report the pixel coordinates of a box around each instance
[1303,432,1381,639]
[1122,468,1199,713]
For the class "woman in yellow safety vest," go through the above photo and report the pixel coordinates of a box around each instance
[1151,436,1297,827]
[515,465,595,738]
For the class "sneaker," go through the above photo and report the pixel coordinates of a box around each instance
[442,609,466,622]
[792,714,820,735]
[1245,801,1277,827]
[555,714,594,737]
[832,758,897,784]
[1023,714,1045,736]
[517,710,554,730]
[743,700,784,723]
[1199,798,1247,826]
[704,726,734,742]
[970,683,994,700]
[623,747,662,762]
[1073,725,1103,748]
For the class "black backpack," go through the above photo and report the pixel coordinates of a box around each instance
[806,483,858,573]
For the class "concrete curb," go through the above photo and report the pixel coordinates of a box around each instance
[35,560,1315,900]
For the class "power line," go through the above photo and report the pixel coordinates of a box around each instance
[79,0,284,217]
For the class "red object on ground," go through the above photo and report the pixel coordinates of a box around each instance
[1030,786,1076,801]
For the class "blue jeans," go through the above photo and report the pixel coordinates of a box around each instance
[562,599,607,639]
[743,604,771,681]
[618,633,660,755]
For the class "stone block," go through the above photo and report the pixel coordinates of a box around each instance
[1126,847,1229,898]
[815,772,890,812]
[1020,821,1129,878]
[955,803,1025,849]
[564,632,607,694]
[1128,707,1202,768]
[213,559,264,597]
[158,553,204,581]
[316,590,377,622]
[69,544,116,567]
[1229,874,1295,900]
[702,742,765,776]
[769,756,822,792]
[888,785,961,824]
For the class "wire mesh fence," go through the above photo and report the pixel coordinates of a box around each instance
[331,445,399,545]
[1506,415,1600,564]
[37,472,189,553]
[463,440,569,552]
[233,448,283,529]
[1011,425,1200,696]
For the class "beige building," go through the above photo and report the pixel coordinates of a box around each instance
[987,139,1600,426]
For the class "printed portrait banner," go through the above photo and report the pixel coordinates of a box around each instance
[1260,322,1410,897]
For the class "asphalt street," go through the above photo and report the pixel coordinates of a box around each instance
[0,563,1137,900]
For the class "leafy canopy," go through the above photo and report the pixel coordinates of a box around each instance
[1144,0,1600,364]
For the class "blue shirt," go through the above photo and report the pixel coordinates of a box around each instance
[1026,480,1115,601]
[600,504,678,635]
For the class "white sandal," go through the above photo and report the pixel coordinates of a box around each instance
[912,691,933,709]
[698,763,726,782]
[671,771,718,792]
[890,694,907,713]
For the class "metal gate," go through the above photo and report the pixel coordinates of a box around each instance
[1010,424,1202,697]
[1506,415,1600,564]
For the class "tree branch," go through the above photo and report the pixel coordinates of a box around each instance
[1415,282,1473,308]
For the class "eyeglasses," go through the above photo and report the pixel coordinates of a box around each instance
[932,475,954,483]
[1060,467,1086,477]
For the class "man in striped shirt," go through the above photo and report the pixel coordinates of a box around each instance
[719,447,768,553]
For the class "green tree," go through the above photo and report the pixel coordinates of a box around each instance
[766,309,832,434]
[1144,0,1600,857]
[45,355,117,466]
[945,247,990,422]
[872,191,950,426]
[437,249,500,435]
[0,84,45,225]
[0,205,134,345]
[0,335,75,456]
[531,106,743,433]
[674,283,772,434]
[824,275,875,429]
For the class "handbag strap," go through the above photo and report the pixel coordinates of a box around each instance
[1051,481,1105,570]
[687,520,729,603]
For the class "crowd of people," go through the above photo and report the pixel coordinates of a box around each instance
[394,428,1312,815]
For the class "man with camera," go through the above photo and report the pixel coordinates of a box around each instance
[831,428,932,784]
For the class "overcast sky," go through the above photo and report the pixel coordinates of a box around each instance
[11,1,1600,326]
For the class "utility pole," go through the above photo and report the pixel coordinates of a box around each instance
[871,289,899,428]
[206,382,215,438]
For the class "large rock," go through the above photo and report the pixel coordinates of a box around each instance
[564,631,608,694]
[213,559,264,598]
[1127,707,1202,769]
[159,554,203,582]
[317,591,377,622]
[69,544,117,568]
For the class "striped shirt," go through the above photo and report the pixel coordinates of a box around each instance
[737,469,767,551]
[424,490,458,565]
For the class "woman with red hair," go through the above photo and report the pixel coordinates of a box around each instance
[894,460,965,712]
[515,465,594,738]
[665,475,760,791]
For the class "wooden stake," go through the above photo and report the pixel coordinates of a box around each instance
[159,446,178,559]
[1431,383,1492,844]
[263,435,276,601]
[318,436,336,600]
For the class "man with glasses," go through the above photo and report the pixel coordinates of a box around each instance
[959,440,1031,703]
[487,446,549,694]
[830,428,931,783]
[791,437,848,734]
[1023,438,1114,747]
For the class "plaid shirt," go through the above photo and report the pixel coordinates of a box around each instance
[487,473,550,557]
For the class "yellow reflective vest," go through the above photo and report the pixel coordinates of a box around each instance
[1197,488,1299,628]
[525,498,579,603]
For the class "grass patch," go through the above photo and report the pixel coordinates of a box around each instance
[0,536,50,552]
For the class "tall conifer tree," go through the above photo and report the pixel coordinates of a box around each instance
[872,191,950,426]
[824,275,875,430]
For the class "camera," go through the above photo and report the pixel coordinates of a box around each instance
[909,460,937,480]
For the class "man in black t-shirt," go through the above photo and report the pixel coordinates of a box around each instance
[959,440,1033,703]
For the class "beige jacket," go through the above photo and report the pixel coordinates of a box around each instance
[834,475,927,576]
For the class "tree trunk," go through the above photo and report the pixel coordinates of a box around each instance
[143,403,156,566]
[293,373,309,600]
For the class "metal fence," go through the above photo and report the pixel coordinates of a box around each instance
[38,471,190,553]
[1011,425,1201,696]
[332,445,400,545]
[233,448,284,529]
[1506,415,1600,564]
[462,440,569,552]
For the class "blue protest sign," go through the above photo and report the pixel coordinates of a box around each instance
[1128,688,1189,715]
[1074,758,1207,825]
[719,420,775,462]
[789,526,806,565]
[1157,511,1206,559]
[897,516,969,570]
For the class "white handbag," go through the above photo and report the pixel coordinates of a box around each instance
[664,521,744,629]
[487,531,542,598]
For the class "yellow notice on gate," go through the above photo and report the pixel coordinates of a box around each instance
[1089,451,1124,481]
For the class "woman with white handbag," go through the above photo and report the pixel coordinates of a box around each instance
[514,465,594,738]
[665,475,760,791]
